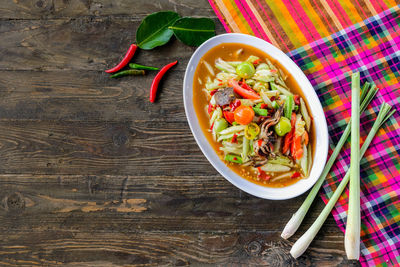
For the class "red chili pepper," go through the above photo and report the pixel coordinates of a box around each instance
[229,99,241,112]
[105,44,137,73]
[294,95,300,105]
[210,122,214,130]
[149,60,178,103]
[208,103,215,114]
[291,172,301,179]
[253,59,261,65]
[260,104,269,109]
[257,167,271,181]
[223,111,235,124]
[210,89,218,96]
[231,134,238,143]
[258,139,263,146]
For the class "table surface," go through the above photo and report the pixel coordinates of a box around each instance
[0,0,359,266]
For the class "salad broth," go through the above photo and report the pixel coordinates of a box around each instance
[193,43,315,188]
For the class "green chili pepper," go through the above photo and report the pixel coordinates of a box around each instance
[225,154,243,164]
[110,69,145,78]
[253,107,269,116]
[245,122,260,139]
[129,63,159,71]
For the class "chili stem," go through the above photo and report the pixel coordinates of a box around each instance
[129,63,159,71]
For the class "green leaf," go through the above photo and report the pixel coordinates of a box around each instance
[169,17,215,46]
[136,11,180,50]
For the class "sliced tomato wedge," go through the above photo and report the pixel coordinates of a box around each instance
[223,111,235,124]
[229,79,260,100]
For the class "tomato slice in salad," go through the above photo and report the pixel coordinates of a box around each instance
[229,79,261,100]
[223,111,235,124]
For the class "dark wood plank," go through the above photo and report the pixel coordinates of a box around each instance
[0,69,187,121]
[0,231,351,266]
[0,0,216,19]
[0,174,332,231]
[0,120,215,175]
[0,18,224,71]
[0,174,353,266]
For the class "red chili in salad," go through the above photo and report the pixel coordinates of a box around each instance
[149,60,178,103]
[231,134,238,143]
[257,167,271,181]
[229,99,241,111]
[208,103,215,114]
[291,172,301,179]
[223,111,235,124]
[294,95,300,105]
[105,44,137,73]
[210,89,218,96]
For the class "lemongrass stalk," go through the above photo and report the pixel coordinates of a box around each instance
[290,103,393,259]
[345,72,361,260]
[359,81,370,103]
[281,82,377,239]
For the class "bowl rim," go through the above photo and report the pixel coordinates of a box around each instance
[183,33,329,200]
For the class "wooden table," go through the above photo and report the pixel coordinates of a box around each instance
[0,1,358,266]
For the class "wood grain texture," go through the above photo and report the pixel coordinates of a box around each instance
[0,121,209,174]
[0,0,358,266]
[0,0,216,19]
[0,70,188,121]
[0,174,354,266]
[0,18,215,71]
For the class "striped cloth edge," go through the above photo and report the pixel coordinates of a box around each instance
[208,1,400,266]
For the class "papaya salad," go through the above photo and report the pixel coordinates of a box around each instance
[193,43,314,187]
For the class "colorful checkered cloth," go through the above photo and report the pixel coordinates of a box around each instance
[209,1,400,266]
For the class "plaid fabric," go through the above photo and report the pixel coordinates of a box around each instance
[209,1,400,266]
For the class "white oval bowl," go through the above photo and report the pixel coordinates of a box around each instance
[183,33,328,200]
